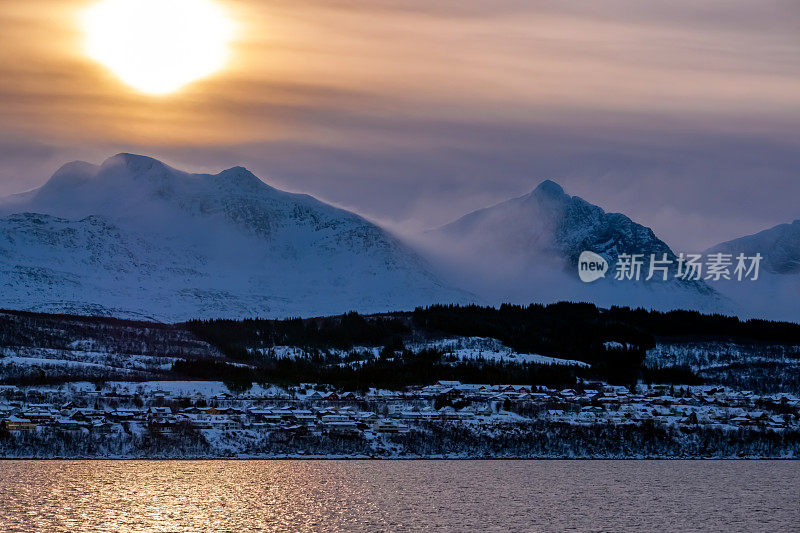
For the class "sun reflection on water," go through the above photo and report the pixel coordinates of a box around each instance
[0,460,797,532]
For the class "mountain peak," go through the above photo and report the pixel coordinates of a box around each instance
[0,154,468,320]
[46,160,98,188]
[223,165,252,175]
[709,218,800,275]
[101,153,169,173]
[531,179,566,199]
[216,165,270,192]
[52,160,97,177]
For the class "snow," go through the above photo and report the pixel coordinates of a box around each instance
[0,346,179,373]
[409,337,589,367]
[701,219,800,322]
[0,153,469,321]
[646,341,800,371]
[1,378,798,458]
[100,381,287,397]
[251,345,382,360]
[417,178,724,316]
[247,337,588,367]
[0,153,794,324]
[604,341,635,350]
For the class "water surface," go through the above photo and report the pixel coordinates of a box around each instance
[0,460,797,532]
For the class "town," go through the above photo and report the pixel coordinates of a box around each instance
[2,379,798,458]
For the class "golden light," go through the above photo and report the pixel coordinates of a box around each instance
[82,0,234,95]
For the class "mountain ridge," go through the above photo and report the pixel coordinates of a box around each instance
[703,219,800,322]
[707,219,800,275]
[423,178,719,312]
[0,154,470,320]
[4,154,793,321]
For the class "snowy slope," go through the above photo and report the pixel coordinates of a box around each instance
[708,220,800,275]
[705,221,800,322]
[420,180,721,313]
[0,154,468,320]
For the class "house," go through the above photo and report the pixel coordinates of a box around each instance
[67,409,99,422]
[56,418,86,431]
[325,422,359,435]
[400,410,438,421]
[355,411,378,423]
[597,395,621,406]
[320,414,351,424]
[292,410,317,425]
[189,415,241,430]
[276,424,310,438]
[650,407,672,418]
[109,410,143,422]
[248,409,282,424]
[372,420,410,434]
[438,407,464,420]
[438,388,462,400]
[90,421,116,434]
[560,389,578,400]
[4,416,36,431]
[729,415,753,426]
[21,410,57,425]
[149,416,183,434]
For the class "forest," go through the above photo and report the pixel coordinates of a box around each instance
[2,303,798,391]
[182,303,800,390]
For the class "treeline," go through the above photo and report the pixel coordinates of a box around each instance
[186,312,408,358]
[411,303,653,362]
[7,303,797,389]
[181,303,720,387]
[0,310,210,358]
[184,302,800,389]
[171,349,583,391]
[411,303,800,356]
[188,303,656,366]
[3,421,798,459]
[602,307,800,342]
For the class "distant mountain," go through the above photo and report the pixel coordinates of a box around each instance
[0,154,468,320]
[705,220,800,322]
[708,220,800,274]
[422,180,719,312]
[436,180,679,268]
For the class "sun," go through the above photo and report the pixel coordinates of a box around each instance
[82,0,235,95]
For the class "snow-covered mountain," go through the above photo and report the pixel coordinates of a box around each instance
[421,180,720,312]
[0,153,468,320]
[705,221,800,322]
[709,220,800,275]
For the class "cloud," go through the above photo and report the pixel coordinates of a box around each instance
[0,0,798,250]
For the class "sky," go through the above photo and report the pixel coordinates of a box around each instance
[0,0,798,250]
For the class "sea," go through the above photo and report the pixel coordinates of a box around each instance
[0,460,797,532]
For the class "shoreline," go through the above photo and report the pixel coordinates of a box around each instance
[1,455,797,461]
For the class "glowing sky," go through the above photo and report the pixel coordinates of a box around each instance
[0,0,798,249]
